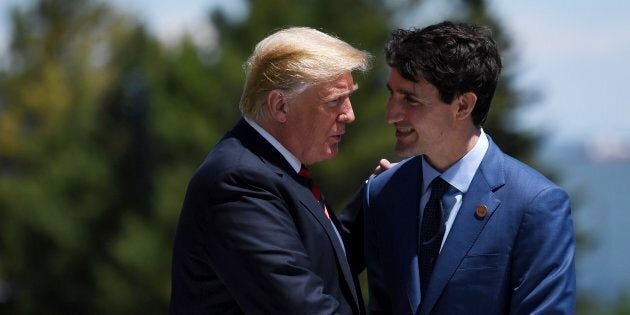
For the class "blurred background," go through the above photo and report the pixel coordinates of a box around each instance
[0,0,628,313]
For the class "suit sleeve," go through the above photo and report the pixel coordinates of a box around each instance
[510,186,576,314]
[200,170,341,314]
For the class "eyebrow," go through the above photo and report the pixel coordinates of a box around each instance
[386,83,426,102]
[386,82,412,94]
[341,84,360,95]
[323,84,359,101]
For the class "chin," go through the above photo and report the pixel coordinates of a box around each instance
[395,145,420,158]
[309,152,336,164]
[327,145,339,155]
[396,151,415,158]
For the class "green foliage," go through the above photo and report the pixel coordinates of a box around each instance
[1,0,606,313]
[0,0,170,313]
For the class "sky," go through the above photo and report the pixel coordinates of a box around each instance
[1,0,630,146]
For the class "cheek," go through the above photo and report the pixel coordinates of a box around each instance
[408,111,426,129]
[314,115,336,134]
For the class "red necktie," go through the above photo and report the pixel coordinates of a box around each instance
[298,166,331,220]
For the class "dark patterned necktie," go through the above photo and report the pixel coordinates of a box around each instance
[298,166,331,220]
[419,176,450,298]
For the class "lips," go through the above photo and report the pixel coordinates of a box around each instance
[331,127,345,139]
[331,134,344,142]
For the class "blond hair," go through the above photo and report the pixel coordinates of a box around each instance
[239,27,371,120]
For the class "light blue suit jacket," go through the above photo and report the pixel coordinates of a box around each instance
[364,138,576,314]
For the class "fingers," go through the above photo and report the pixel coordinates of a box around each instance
[379,159,393,170]
[373,158,395,175]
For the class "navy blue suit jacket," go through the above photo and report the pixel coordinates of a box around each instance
[170,119,363,314]
[364,137,576,314]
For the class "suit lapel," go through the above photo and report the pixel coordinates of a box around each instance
[419,139,506,314]
[379,157,424,314]
[296,183,361,306]
[230,119,361,311]
[402,160,424,314]
[323,207,363,312]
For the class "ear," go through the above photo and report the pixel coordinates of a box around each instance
[267,90,288,123]
[455,92,477,121]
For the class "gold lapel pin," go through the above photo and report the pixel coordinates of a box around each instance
[475,204,488,219]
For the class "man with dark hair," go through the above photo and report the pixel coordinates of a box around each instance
[362,21,576,314]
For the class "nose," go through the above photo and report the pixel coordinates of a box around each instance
[338,99,355,123]
[385,95,402,124]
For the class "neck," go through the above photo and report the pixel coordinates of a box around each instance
[256,117,301,161]
[425,127,481,172]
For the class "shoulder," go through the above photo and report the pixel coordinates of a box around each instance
[482,137,562,193]
[488,146,569,208]
[189,135,283,195]
[502,154,562,193]
[366,156,421,197]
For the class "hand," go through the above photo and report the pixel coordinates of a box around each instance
[373,159,395,176]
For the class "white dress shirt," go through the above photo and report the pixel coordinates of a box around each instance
[420,129,489,251]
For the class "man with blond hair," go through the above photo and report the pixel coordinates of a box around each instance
[169,27,370,314]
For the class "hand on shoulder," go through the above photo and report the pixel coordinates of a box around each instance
[373,158,396,176]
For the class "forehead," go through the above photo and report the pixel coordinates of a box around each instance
[315,72,356,97]
[387,69,437,96]
[387,69,414,87]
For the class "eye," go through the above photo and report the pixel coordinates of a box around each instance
[385,89,394,102]
[405,96,421,106]
[326,98,340,107]
[326,96,347,108]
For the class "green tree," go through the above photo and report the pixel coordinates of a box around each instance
[0,0,171,312]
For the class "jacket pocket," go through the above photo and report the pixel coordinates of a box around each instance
[458,253,503,271]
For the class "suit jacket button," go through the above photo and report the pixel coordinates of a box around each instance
[475,204,488,219]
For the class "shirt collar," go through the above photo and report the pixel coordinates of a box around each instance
[244,117,302,174]
[421,129,489,194]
